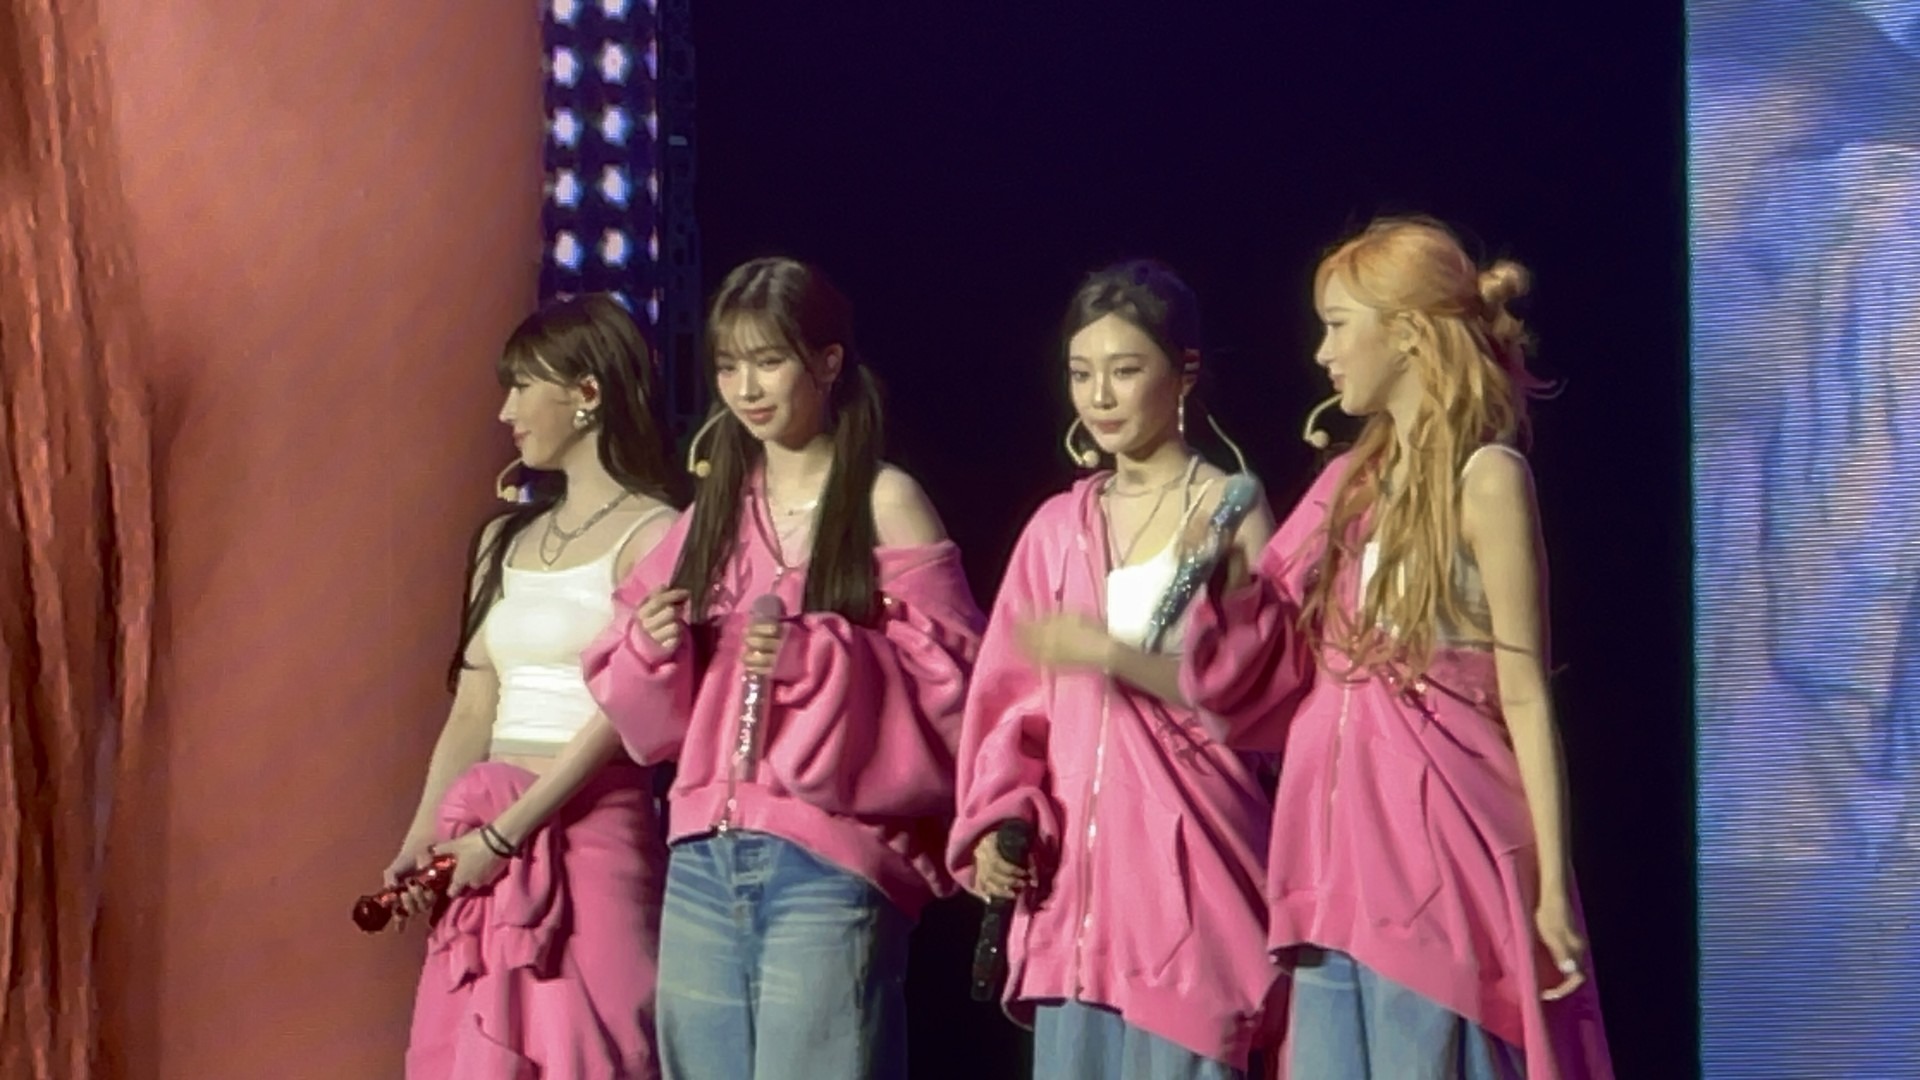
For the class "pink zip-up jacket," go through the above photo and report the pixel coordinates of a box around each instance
[1182,451,1614,1079]
[582,496,985,918]
[948,477,1282,1070]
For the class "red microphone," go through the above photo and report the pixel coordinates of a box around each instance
[352,853,457,933]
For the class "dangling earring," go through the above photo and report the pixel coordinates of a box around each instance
[685,409,725,478]
[573,406,595,431]
[1062,418,1100,469]
[1178,394,1189,441]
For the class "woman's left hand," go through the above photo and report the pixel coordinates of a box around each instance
[435,830,509,897]
[743,618,786,676]
[1014,613,1117,673]
[1535,890,1588,1001]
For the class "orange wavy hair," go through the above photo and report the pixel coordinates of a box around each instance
[1299,216,1550,677]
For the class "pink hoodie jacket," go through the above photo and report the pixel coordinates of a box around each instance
[1181,452,1614,1079]
[949,477,1282,1070]
[582,497,984,918]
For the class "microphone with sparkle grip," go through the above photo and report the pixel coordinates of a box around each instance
[1141,472,1262,653]
[352,853,457,933]
[970,818,1035,1002]
[734,595,787,774]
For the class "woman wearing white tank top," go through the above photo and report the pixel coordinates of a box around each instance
[382,294,687,1080]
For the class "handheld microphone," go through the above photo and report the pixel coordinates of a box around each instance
[1141,473,1263,652]
[734,595,787,774]
[352,853,458,933]
[970,819,1035,1002]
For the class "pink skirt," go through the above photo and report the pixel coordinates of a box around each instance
[406,760,666,1079]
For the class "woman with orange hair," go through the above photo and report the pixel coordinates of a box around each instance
[1181,217,1613,1077]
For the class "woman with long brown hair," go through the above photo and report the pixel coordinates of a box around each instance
[387,294,686,1079]
[1184,217,1613,1078]
[583,257,983,1080]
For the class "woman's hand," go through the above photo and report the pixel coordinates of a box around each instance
[634,587,690,651]
[1535,890,1588,1001]
[381,834,439,921]
[1014,613,1117,673]
[434,829,510,898]
[970,831,1034,901]
[742,618,786,676]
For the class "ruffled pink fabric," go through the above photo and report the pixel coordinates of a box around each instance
[406,761,664,1079]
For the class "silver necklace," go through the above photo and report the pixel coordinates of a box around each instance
[538,490,631,567]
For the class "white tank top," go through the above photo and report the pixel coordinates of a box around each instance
[485,509,670,748]
[1106,460,1215,651]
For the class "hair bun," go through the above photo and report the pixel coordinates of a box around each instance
[1477,259,1531,309]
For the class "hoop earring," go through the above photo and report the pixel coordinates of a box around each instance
[1062,418,1100,469]
[685,409,724,478]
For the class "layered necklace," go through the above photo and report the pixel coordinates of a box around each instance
[1103,456,1197,567]
[538,489,632,567]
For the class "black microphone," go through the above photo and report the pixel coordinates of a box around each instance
[1141,473,1262,652]
[970,819,1035,1002]
[734,595,786,775]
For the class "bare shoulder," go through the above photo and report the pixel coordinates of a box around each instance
[1190,462,1275,547]
[1460,447,1538,543]
[871,464,948,547]
[614,499,682,579]
[468,512,514,589]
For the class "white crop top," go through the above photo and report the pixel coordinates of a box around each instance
[1106,460,1215,652]
[1358,444,1521,642]
[485,510,669,749]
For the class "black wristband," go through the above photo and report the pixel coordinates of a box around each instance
[480,824,518,858]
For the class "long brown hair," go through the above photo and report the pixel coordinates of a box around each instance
[1300,216,1550,676]
[671,257,885,625]
[448,294,688,688]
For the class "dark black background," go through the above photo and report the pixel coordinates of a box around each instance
[694,4,1692,1076]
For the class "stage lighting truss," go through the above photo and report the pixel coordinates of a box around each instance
[541,1,663,331]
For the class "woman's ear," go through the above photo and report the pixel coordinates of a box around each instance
[817,344,845,385]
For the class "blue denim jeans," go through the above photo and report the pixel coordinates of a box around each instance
[1287,947,1525,1080]
[655,831,911,1080]
[1033,1000,1243,1080]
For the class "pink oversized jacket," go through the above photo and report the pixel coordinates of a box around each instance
[948,477,1282,1070]
[581,495,984,917]
[1181,451,1614,1079]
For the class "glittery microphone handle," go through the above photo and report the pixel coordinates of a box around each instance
[352,853,457,933]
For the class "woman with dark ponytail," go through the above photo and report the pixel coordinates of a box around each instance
[583,257,985,1080]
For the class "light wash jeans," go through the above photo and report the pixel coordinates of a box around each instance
[1288,946,1526,1080]
[1032,1000,1243,1080]
[654,831,911,1080]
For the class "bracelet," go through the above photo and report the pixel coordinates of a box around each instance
[480,823,519,858]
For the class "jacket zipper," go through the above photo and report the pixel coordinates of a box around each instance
[1070,682,1113,1000]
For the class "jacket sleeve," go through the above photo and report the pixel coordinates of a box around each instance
[1181,457,1352,751]
[758,540,984,821]
[583,514,698,766]
[946,521,1063,891]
